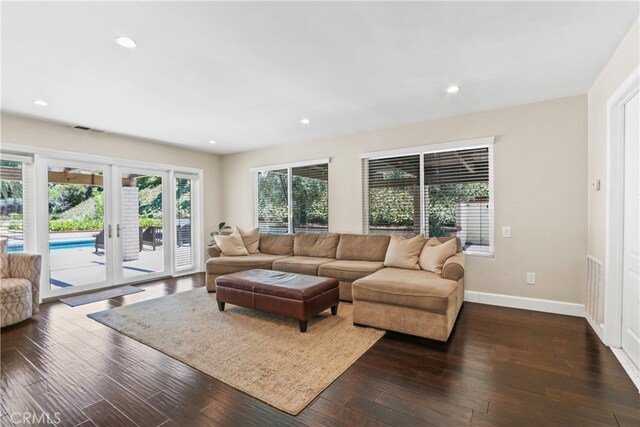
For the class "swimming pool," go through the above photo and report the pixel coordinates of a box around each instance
[7,239,95,253]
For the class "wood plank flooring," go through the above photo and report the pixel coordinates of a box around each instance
[1,273,638,426]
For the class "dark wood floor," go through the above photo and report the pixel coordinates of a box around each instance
[1,273,638,426]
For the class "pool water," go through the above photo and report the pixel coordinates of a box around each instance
[7,239,95,253]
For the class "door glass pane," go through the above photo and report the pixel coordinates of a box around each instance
[1,160,24,252]
[257,169,288,233]
[48,165,105,289]
[121,173,163,279]
[176,177,193,269]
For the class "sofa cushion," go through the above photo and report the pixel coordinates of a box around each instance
[352,267,458,313]
[336,234,390,262]
[383,235,425,270]
[428,236,463,253]
[237,226,260,254]
[419,237,457,274]
[272,256,335,276]
[293,232,340,258]
[206,253,289,275]
[318,260,384,282]
[214,229,249,256]
[259,234,294,255]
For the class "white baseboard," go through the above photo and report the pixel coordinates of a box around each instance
[464,290,585,317]
[586,316,606,343]
[611,347,640,392]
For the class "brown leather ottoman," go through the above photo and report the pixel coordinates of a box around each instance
[215,269,339,332]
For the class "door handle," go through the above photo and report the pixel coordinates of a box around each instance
[117,224,121,238]
[108,224,113,238]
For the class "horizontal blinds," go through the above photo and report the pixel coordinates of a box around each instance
[292,164,328,233]
[257,168,289,234]
[176,177,193,268]
[424,147,491,252]
[365,154,421,237]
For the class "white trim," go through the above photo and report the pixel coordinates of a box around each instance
[587,316,606,343]
[0,152,33,164]
[419,154,425,235]
[604,65,640,347]
[287,167,293,234]
[360,137,494,160]
[0,142,203,175]
[611,347,640,392]
[250,157,331,173]
[464,290,585,317]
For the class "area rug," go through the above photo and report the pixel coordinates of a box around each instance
[60,285,144,307]
[88,287,384,415]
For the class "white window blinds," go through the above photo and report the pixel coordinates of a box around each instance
[362,140,494,255]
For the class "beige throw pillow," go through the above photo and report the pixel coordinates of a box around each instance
[419,237,457,274]
[383,234,425,270]
[214,229,249,256]
[237,226,260,254]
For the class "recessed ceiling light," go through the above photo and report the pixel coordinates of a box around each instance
[446,86,460,94]
[208,140,216,144]
[33,99,47,106]
[300,118,311,125]
[115,36,137,49]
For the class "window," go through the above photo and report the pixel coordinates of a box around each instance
[255,160,329,234]
[0,155,33,253]
[362,139,494,255]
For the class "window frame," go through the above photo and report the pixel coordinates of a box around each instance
[361,137,495,257]
[251,158,330,234]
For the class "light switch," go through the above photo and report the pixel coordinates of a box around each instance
[502,226,511,238]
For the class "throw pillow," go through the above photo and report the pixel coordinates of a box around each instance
[383,234,425,270]
[419,237,457,274]
[214,229,249,256]
[0,253,10,279]
[237,226,260,254]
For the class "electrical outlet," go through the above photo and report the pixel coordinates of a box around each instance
[502,226,511,238]
[526,272,536,284]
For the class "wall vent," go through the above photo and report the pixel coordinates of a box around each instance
[586,255,604,327]
[71,125,105,133]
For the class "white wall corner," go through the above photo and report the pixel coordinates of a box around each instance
[464,290,586,317]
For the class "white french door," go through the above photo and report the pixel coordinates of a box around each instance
[39,159,114,298]
[113,166,171,285]
[35,156,200,299]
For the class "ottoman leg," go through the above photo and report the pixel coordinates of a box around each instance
[217,301,225,311]
[298,320,308,333]
[331,305,338,315]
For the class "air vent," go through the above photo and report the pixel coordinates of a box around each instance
[71,125,105,133]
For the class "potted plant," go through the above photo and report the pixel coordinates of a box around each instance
[209,222,232,245]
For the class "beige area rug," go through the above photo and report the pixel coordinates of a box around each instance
[88,287,384,415]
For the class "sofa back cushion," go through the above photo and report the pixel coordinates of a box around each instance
[293,232,340,258]
[259,234,294,255]
[336,234,391,262]
[427,236,462,253]
[383,234,425,270]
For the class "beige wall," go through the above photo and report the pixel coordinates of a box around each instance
[0,113,223,262]
[222,95,588,304]
[587,20,639,262]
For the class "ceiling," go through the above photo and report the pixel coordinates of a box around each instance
[1,2,637,155]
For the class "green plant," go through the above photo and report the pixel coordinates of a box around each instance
[210,222,232,245]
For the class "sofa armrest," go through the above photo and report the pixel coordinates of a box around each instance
[207,244,221,258]
[442,253,465,281]
[8,253,42,314]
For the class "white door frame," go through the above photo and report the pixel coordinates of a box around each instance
[604,66,640,347]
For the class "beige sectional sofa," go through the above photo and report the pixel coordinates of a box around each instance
[206,232,465,341]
